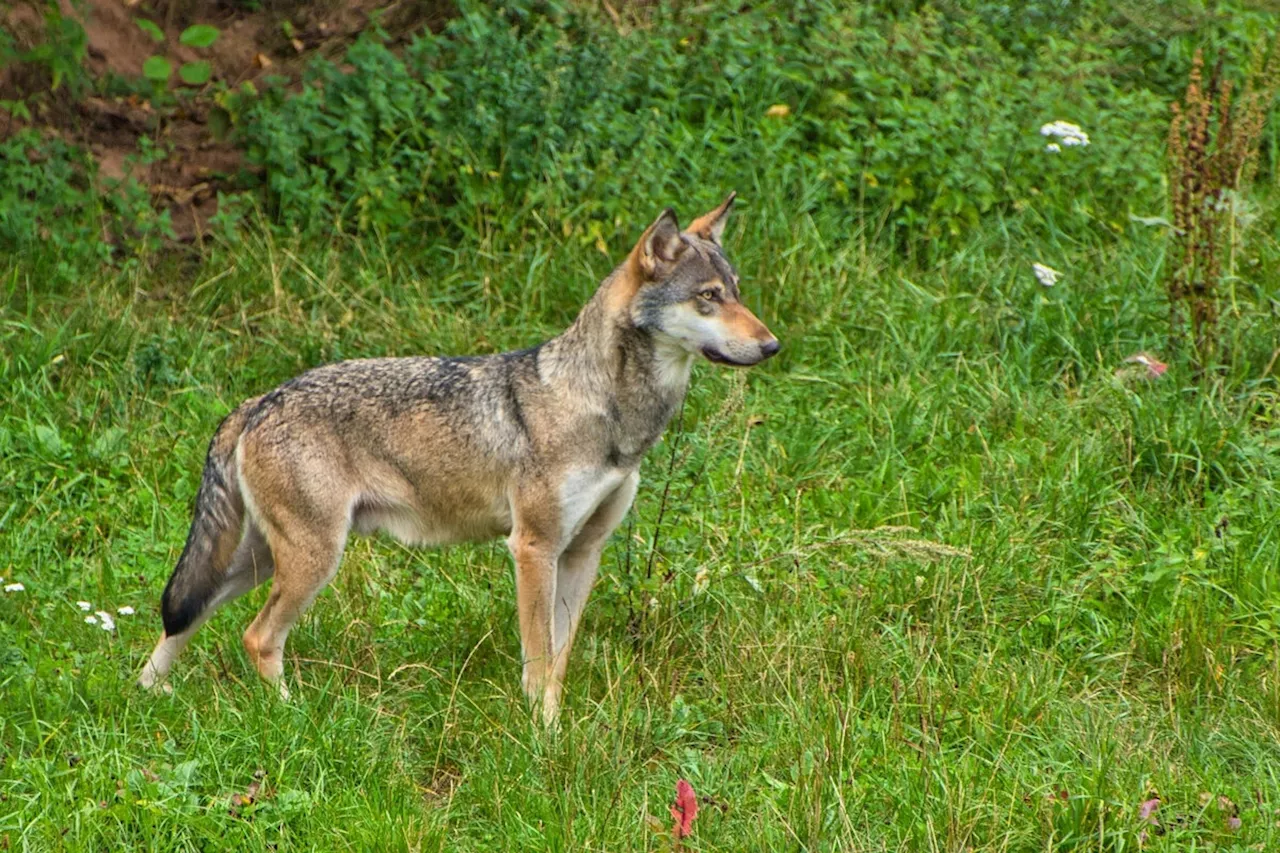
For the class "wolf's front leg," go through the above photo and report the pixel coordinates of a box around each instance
[550,472,640,700]
[507,513,562,726]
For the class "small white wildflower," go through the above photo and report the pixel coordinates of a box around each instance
[76,600,93,611]
[1032,262,1061,288]
[4,583,24,593]
[95,610,116,631]
[1045,143,1061,153]
[647,597,659,610]
[85,615,98,625]
[117,606,135,616]
[1039,120,1089,147]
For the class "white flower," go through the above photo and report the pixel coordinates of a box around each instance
[1039,120,1089,147]
[95,610,116,631]
[117,606,135,616]
[4,583,24,593]
[85,615,98,625]
[1045,143,1061,153]
[76,600,93,611]
[1032,262,1061,287]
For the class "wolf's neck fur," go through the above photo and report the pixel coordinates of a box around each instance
[538,266,690,459]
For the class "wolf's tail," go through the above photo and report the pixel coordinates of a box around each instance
[159,404,254,636]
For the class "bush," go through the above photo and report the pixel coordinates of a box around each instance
[229,0,1267,254]
[0,130,170,283]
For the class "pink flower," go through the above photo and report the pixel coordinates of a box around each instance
[1139,797,1160,823]
[670,779,698,839]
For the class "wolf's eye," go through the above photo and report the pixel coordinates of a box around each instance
[698,288,719,302]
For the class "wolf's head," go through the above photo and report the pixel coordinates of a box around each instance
[624,193,779,368]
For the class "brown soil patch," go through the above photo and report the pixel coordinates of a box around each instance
[2,0,455,240]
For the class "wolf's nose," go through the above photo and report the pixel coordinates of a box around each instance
[760,338,781,359]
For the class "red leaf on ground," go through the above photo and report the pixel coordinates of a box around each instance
[670,779,698,839]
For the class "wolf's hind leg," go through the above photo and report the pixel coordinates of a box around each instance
[241,520,346,694]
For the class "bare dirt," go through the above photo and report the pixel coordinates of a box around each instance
[2,0,455,240]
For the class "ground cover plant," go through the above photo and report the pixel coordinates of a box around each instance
[3,0,1280,849]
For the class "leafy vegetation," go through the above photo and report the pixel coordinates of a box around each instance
[2,0,1279,849]
[234,1,1181,245]
[0,129,171,281]
[138,22,221,89]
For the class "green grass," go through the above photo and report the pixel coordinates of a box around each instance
[2,195,1280,851]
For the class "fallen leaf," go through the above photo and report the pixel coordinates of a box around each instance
[764,104,791,118]
[254,53,273,69]
[670,779,698,839]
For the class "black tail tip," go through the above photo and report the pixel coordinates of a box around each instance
[161,588,204,637]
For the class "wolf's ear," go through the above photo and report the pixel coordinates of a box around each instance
[686,191,736,244]
[635,208,686,278]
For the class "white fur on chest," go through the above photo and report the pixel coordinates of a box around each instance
[557,467,629,543]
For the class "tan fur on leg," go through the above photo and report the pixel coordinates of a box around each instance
[549,472,639,703]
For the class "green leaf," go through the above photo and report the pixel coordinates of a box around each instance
[0,99,32,121]
[207,105,231,141]
[34,424,65,457]
[179,24,220,48]
[142,55,172,83]
[179,60,212,86]
[136,19,165,44]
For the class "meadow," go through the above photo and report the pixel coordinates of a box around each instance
[2,1,1280,849]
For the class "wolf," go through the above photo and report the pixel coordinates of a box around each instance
[138,193,778,724]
